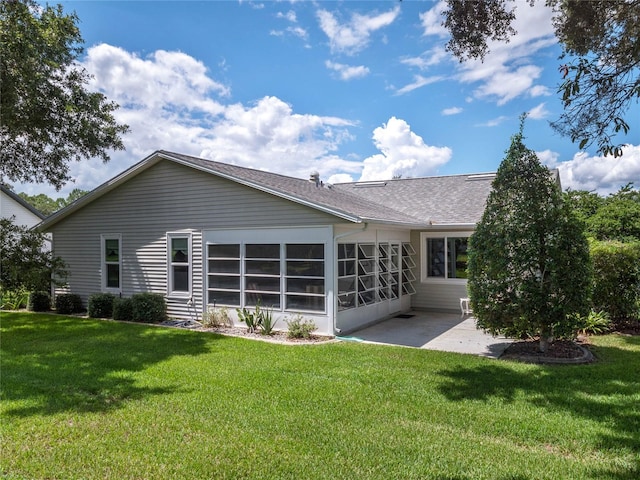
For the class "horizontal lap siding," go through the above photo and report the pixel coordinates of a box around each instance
[49,160,336,318]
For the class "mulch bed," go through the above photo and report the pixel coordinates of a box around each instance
[500,338,595,364]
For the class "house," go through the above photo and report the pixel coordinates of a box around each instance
[37,150,502,336]
[1,184,45,228]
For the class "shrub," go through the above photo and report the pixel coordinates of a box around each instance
[28,291,51,312]
[113,297,134,321]
[201,306,231,328]
[131,293,166,323]
[590,240,640,322]
[88,293,116,318]
[55,293,83,314]
[0,287,29,310]
[286,315,316,339]
[576,310,612,335]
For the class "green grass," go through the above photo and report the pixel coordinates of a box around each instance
[1,313,639,479]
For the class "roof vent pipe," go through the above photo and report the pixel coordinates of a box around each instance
[309,171,320,187]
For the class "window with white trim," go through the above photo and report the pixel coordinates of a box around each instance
[168,233,191,295]
[101,234,121,292]
[206,242,325,312]
[421,233,470,281]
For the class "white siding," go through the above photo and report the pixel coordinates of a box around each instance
[48,160,338,318]
[1,191,42,227]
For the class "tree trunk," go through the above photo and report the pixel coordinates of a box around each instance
[538,334,553,353]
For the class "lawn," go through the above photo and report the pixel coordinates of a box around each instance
[1,313,639,479]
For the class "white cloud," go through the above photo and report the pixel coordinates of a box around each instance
[442,107,463,116]
[359,117,452,181]
[401,46,448,70]
[395,74,444,95]
[325,60,370,80]
[542,145,640,195]
[316,6,400,55]
[272,9,308,41]
[16,45,360,198]
[420,1,448,37]
[277,10,297,22]
[527,102,549,120]
[476,116,509,127]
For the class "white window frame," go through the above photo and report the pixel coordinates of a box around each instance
[420,232,471,284]
[167,232,192,298]
[101,234,122,293]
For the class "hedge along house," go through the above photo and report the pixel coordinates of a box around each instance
[37,150,501,336]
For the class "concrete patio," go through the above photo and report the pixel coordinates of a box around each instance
[338,311,513,358]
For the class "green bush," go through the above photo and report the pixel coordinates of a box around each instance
[590,240,640,322]
[88,293,116,318]
[0,287,29,310]
[577,310,612,335]
[131,293,166,323]
[55,293,83,314]
[113,297,134,321]
[286,315,316,339]
[28,291,51,312]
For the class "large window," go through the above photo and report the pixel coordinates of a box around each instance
[101,234,121,292]
[207,242,325,312]
[168,233,191,296]
[422,234,469,280]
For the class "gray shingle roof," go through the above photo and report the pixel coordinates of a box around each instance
[39,150,498,230]
[332,174,496,225]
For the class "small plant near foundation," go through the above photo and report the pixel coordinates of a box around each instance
[576,310,612,335]
[237,307,259,333]
[257,305,276,335]
[201,306,231,328]
[0,288,29,310]
[285,314,316,339]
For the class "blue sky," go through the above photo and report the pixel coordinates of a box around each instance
[20,0,640,198]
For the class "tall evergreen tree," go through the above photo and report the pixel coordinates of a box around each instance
[468,119,591,352]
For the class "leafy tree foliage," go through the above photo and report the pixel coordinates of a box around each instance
[0,217,67,291]
[565,184,640,241]
[0,0,128,190]
[442,0,640,157]
[468,121,591,352]
[18,188,89,216]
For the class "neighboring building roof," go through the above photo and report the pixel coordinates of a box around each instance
[1,184,45,220]
[37,150,510,231]
[333,173,497,225]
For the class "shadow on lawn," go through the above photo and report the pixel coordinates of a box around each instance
[437,338,640,480]
[1,313,218,418]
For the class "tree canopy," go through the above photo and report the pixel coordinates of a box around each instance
[0,0,128,190]
[17,188,89,216]
[442,0,640,157]
[468,119,591,352]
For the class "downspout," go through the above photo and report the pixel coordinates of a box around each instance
[332,222,368,335]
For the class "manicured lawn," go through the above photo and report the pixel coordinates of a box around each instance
[1,313,639,479]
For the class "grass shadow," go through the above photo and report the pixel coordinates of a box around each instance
[1,312,218,417]
[436,338,640,479]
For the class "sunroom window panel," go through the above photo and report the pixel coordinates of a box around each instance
[246,244,280,259]
[286,261,324,277]
[447,237,469,279]
[208,276,240,290]
[285,295,324,312]
[208,244,240,258]
[245,293,280,308]
[286,278,324,294]
[246,276,281,292]
[209,260,240,274]
[209,290,240,306]
[287,243,324,260]
[245,260,280,275]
